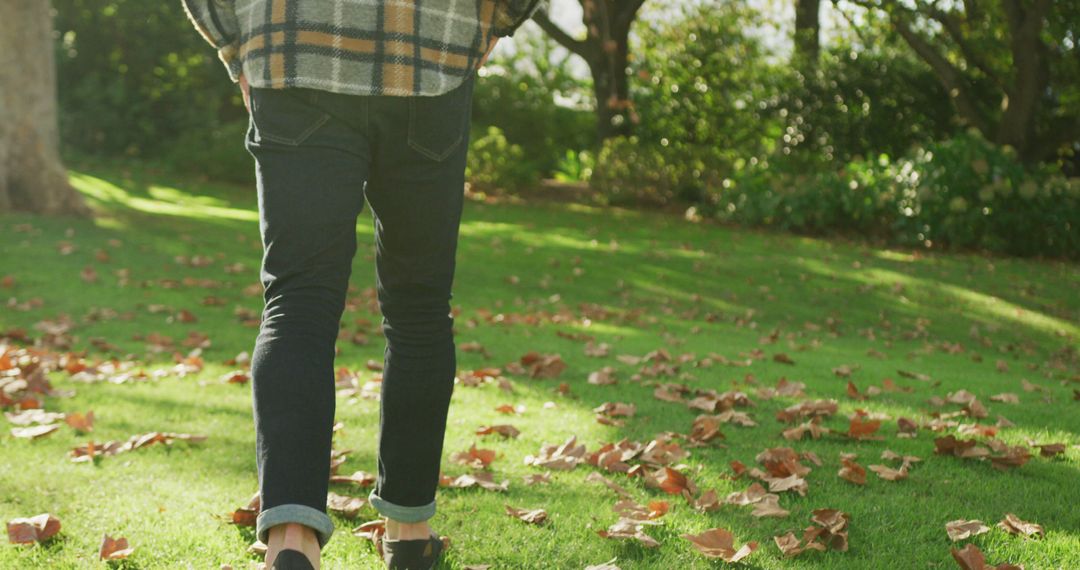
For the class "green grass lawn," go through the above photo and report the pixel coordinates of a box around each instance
[2,155,1078,569]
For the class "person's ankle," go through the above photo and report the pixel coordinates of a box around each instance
[266,522,321,568]
[384,517,432,541]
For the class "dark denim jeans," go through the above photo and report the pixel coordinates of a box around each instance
[243,72,476,550]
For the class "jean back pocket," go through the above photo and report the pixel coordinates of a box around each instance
[406,75,475,162]
[249,87,332,146]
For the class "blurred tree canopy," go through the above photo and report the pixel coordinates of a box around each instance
[839,0,1080,164]
[54,0,242,158]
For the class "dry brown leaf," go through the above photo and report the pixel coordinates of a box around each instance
[776,400,837,423]
[1033,443,1066,458]
[63,410,94,432]
[773,531,805,557]
[505,504,548,524]
[523,472,552,486]
[476,424,520,439]
[524,436,587,470]
[98,533,135,560]
[11,423,61,439]
[612,499,668,521]
[750,495,790,518]
[6,513,61,544]
[951,543,1023,570]
[597,518,661,548]
[847,415,883,439]
[946,520,990,541]
[652,466,690,495]
[583,558,621,570]
[681,528,758,562]
[768,474,808,496]
[838,456,867,485]
[997,513,1043,538]
[690,489,722,512]
[520,352,566,379]
[868,464,908,481]
[450,443,497,469]
[442,471,509,492]
[588,367,618,386]
[782,420,830,441]
[326,492,367,519]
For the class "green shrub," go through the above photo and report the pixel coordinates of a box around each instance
[713,131,1079,258]
[590,136,681,207]
[552,149,594,183]
[160,120,254,185]
[466,126,536,194]
[470,29,595,178]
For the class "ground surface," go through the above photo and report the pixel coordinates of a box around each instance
[1,156,1078,569]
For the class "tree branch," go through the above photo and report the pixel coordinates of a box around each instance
[532,10,591,60]
[925,7,1004,90]
[846,0,989,134]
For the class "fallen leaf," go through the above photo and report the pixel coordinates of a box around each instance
[505,504,548,524]
[326,492,367,519]
[6,513,61,544]
[11,423,61,439]
[868,464,908,481]
[838,455,867,485]
[442,471,509,492]
[476,424,520,439]
[524,436,587,470]
[63,410,94,432]
[997,513,1043,538]
[951,543,1023,570]
[750,495,790,518]
[681,528,758,562]
[946,520,990,542]
[99,533,135,560]
[847,415,882,439]
[597,518,660,548]
[450,443,497,469]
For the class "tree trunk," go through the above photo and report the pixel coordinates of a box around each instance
[533,0,645,145]
[794,0,821,70]
[996,0,1050,162]
[589,24,633,143]
[0,0,90,216]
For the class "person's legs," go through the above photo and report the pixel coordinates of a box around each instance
[244,85,371,562]
[363,73,477,536]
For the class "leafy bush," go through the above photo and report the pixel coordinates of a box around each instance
[629,2,782,204]
[160,120,254,185]
[54,0,242,158]
[713,131,1079,258]
[470,29,595,178]
[589,136,682,207]
[465,126,536,194]
[552,149,594,183]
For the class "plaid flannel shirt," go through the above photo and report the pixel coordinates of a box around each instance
[181,0,545,96]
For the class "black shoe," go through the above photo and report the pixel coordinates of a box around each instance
[380,532,445,570]
[270,548,315,570]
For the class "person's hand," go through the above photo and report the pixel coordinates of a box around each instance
[479,35,499,67]
[239,73,251,113]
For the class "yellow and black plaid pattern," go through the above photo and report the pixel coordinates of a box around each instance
[182,0,544,96]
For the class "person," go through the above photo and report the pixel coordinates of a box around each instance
[181,1,544,568]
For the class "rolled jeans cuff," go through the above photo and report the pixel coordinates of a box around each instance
[368,490,436,523]
[256,503,336,550]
